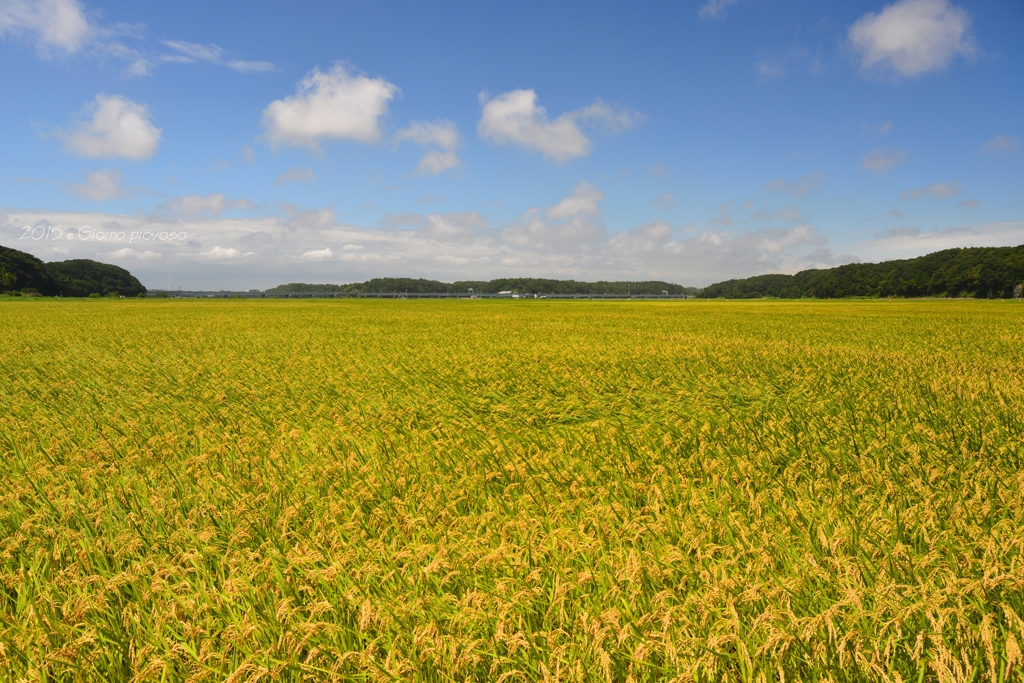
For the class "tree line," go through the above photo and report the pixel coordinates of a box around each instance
[702,246,1024,299]
[1,246,146,297]
[266,278,700,295]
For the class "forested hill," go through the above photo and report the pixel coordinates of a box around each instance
[703,245,1024,299]
[0,245,146,296]
[267,278,700,295]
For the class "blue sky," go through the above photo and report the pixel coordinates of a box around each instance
[1,0,1022,289]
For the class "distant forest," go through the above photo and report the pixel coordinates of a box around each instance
[6,242,1024,300]
[265,246,1024,299]
[267,278,701,295]
[702,246,1024,299]
[0,246,146,297]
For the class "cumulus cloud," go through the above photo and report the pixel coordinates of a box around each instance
[766,172,824,196]
[262,64,398,149]
[900,181,962,200]
[159,40,274,72]
[300,247,333,261]
[0,0,92,54]
[383,211,489,242]
[123,58,150,77]
[162,193,255,217]
[848,0,976,77]
[0,193,858,288]
[862,147,908,171]
[424,212,487,242]
[503,181,606,248]
[69,169,124,201]
[274,166,316,185]
[280,202,337,229]
[394,120,460,175]
[200,246,253,260]
[109,247,160,260]
[981,135,1018,154]
[607,222,844,281]
[61,94,161,161]
[547,181,603,220]
[608,220,674,255]
[649,193,675,211]
[477,89,641,162]
[699,0,738,19]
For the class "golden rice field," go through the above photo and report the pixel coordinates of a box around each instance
[1,298,1023,682]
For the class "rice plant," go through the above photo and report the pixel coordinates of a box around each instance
[1,299,1022,682]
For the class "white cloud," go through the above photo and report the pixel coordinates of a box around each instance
[861,147,908,171]
[477,89,641,162]
[279,203,337,229]
[62,95,161,161]
[608,220,674,254]
[200,246,251,260]
[225,59,274,73]
[605,222,845,281]
[649,193,675,211]
[161,40,221,62]
[0,194,859,288]
[848,0,975,77]
[394,120,458,150]
[382,211,488,242]
[900,181,962,200]
[546,181,602,220]
[124,58,150,77]
[109,247,160,260]
[159,40,274,72]
[162,194,255,217]
[980,135,1018,154]
[503,182,606,248]
[394,120,460,175]
[766,172,824,196]
[262,64,398,149]
[274,166,316,185]
[0,0,92,54]
[424,212,486,242]
[699,0,738,19]
[301,247,333,261]
[414,150,459,176]
[69,169,124,201]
